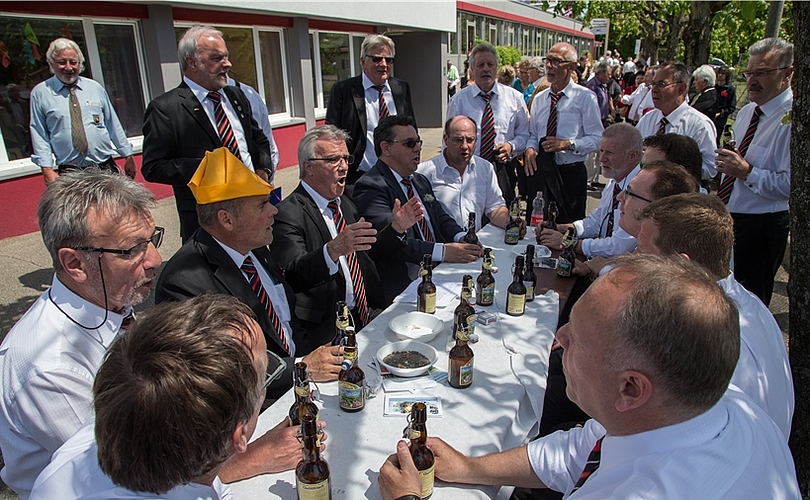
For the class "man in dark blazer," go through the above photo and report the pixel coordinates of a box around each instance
[271,125,422,353]
[325,34,416,190]
[156,148,342,406]
[354,115,482,299]
[142,26,273,243]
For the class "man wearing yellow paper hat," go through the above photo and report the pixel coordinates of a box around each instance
[156,148,344,405]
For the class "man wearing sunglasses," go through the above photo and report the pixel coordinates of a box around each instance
[325,34,416,192]
[0,170,161,499]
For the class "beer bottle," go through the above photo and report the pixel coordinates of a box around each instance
[449,319,474,388]
[530,191,545,227]
[543,201,558,232]
[476,248,496,306]
[416,254,437,314]
[462,212,479,245]
[722,124,737,151]
[453,275,476,340]
[523,245,537,302]
[506,255,527,316]
[289,362,319,427]
[338,327,365,412]
[295,414,331,500]
[504,197,521,245]
[405,402,435,499]
[556,228,576,278]
[331,301,350,346]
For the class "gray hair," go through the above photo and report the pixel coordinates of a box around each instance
[602,122,642,155]
[361,34,396,58]
[297,124,351,179]
[594,61,610,75]
[38,170,155,272]
[470,43,498,67]
[46,38,85,73]
[659,62,691,85]
[528,56,544,71]
[178,26,224,72]
[749,37,794,68]
[197,199,241,228]
[692,64,716,87]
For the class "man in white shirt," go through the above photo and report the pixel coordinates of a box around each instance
[623,65,655,124]
[635,62,717,181]
[417,115,511,232]
[30,295,306,499]
[714,37,792,307]
[378,255,800,500]
[0,171,162,499]
[635,193,794,440]
[446,43,529,205]
[524,42,603,223]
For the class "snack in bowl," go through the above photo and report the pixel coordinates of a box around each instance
[376,340,438,377]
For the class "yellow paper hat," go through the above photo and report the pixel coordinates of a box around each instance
[188,148,272,204]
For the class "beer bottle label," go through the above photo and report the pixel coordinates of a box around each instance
[297,478,330,500]
[459,358,474,386]
[424,292,436,313]
[294,385,310,398]
[505,226,520,244]
[408,428,421,439]
[557,257,572,277]
[338,381,365,410]
[343,349,357,365]
[481,285,495,304]
[525,284,534,300]
[419,464,435,498]
[507,293,525,315]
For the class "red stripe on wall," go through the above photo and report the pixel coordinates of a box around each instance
[1,2,148,19]
[457,1,594,39]
[173,7,294,28]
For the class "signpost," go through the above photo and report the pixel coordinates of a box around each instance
[590,18,610,58]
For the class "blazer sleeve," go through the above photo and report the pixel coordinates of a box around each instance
[270,202,333,293]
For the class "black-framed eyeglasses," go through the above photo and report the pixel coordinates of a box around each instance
[308,155,354,167]
[743,66,790,79]
[367,55,395,64]
[264,349,287,388]
[75,227,164,260]
[545,56,573,67]
[389,138,423,149]
[650,80,683,89]
[624,187,653,204]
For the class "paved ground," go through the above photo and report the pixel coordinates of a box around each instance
[0,127,790,498]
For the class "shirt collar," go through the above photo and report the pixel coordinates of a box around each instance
[49,274,131,341]
[439,150,472,177]
[301,180,336,215]
[757,87,792,117]
[472,81,499,97]
[663,100,691,119]
[362,72,390,92]
[184,76,224,106]
[53,75,84,93]
[211,235,254,269]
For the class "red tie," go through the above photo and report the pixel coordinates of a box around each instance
[327,200,370,326]
[718,106,763,205]
[547,91,564,138]
[657,117,669,135]
[207,91,242,160]
[604,182,622,237]
[119,311,135,332]
[400,178,435,243]
[571,437,604,493]
[241,256,290,354]
[372,85,390,120]
[479,92,496,163]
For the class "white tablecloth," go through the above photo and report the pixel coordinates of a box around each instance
[230,225,558,499]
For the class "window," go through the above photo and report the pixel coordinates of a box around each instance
[318,32,350,108]
[94,23,146,136]
[258,30,287,115]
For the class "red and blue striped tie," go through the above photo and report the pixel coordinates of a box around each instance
[547,91,564,138]
[241,256,289,354]
[327,200,370,326]
[373,85,390,120]
[718,106,762,205]
[207,91,242,160]
[401,178,435,243]
[571,437,604,494]
[479,91,496,162]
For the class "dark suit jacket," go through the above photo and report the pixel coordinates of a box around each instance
[691,88,719,121]
[155,228,298,404]
[141,82,273,241]
[353,160,464,299]
[270,184,405,353]
[325,75,415,179]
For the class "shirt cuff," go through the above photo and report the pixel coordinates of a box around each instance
[572,220,586,238]
[432,243,444,263]
[322,245,340,275]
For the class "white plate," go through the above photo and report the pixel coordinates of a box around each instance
[388,312,444,342]
[376,340,438,377]
[511,244,552,261]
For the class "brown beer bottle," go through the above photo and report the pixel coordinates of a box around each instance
[338,327,365,412]
[416,254,437,314]
[289,362,319,427]
[295,414,331,500]
[543,201,558,232]
[476,248,496,306]
[506,255,527,316]
[504,197,521,245]
[449,318,474,388]
[462,212,479,245]
[523,245,537,302]
[556,228,576,278]
[406,402,435,499]
[722,124,737,151]
[331,301,350,346]
[453,275,476,340]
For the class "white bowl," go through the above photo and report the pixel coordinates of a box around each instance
[389,312,444,342]
[376,341,438,378]
[511,244,552,261]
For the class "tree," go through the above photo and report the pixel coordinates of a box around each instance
[682,0,730,68]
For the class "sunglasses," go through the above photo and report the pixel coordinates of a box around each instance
[389,138,423,149]
[367,55,395,64]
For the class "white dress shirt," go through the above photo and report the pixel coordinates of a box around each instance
[446,82,530,159]
[623,83,653,122]
[572,165,639,258]
[30,421,231,500]
[213,238,296,356]
[360,73,399,172]
[0,276,130,499]
[228,77,280,175]
[417,152,506,231]
[184,77,255,171]
[725,88,791,214]
[528,80,603,164]
[636,100,717,179]
[719,274,794,440]
[528,391,800,499]
[300,181,358,309]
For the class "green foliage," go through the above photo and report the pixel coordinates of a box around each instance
[496,45,522,67]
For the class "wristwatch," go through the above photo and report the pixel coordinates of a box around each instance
[394,496,421,500]
[568,139,576,151]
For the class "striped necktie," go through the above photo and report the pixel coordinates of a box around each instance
[547,91,564,138]
[119,311,135,332]
[327,200,370,326]
[207,91,242,160]
[400,177,435,243]
[479,91,496,163]
[372,85,390,120]
[241,256,289,354]
[571,436,604,494]
[604,182,622,237]
[657,116,669,135]
[718,106,763,205]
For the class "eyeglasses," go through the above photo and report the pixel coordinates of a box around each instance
[366,55,395,64]
[263,349,287,388]
[742,66,790,79]
[545,56,573,67]
[449,136,476,145]
[308,155,354,167]
[623,187,653,204]
[650,81,683,89]
[75,227,164,261]
[389,138,423,149]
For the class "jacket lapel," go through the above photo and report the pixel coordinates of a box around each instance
[178,83,221,145]
[352,76,368,137]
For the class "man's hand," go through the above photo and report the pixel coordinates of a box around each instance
[536,226,571,250]
[302,344,344,382]
[256,168,270,182]
[123,156,137,179]
[427,437,469,484]
[518,218,527,240]
[524,148,538,176]
[443,243,482,263]
[379,440,422,500]
[714,147,752,180]
[392,197,423,234]
[540,136,569,154]
[42,167,58,185]
[494,142,513,164]
[326,218,377,262]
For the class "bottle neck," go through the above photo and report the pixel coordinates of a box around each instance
[301,435,322,462]
[409,424,428,446]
